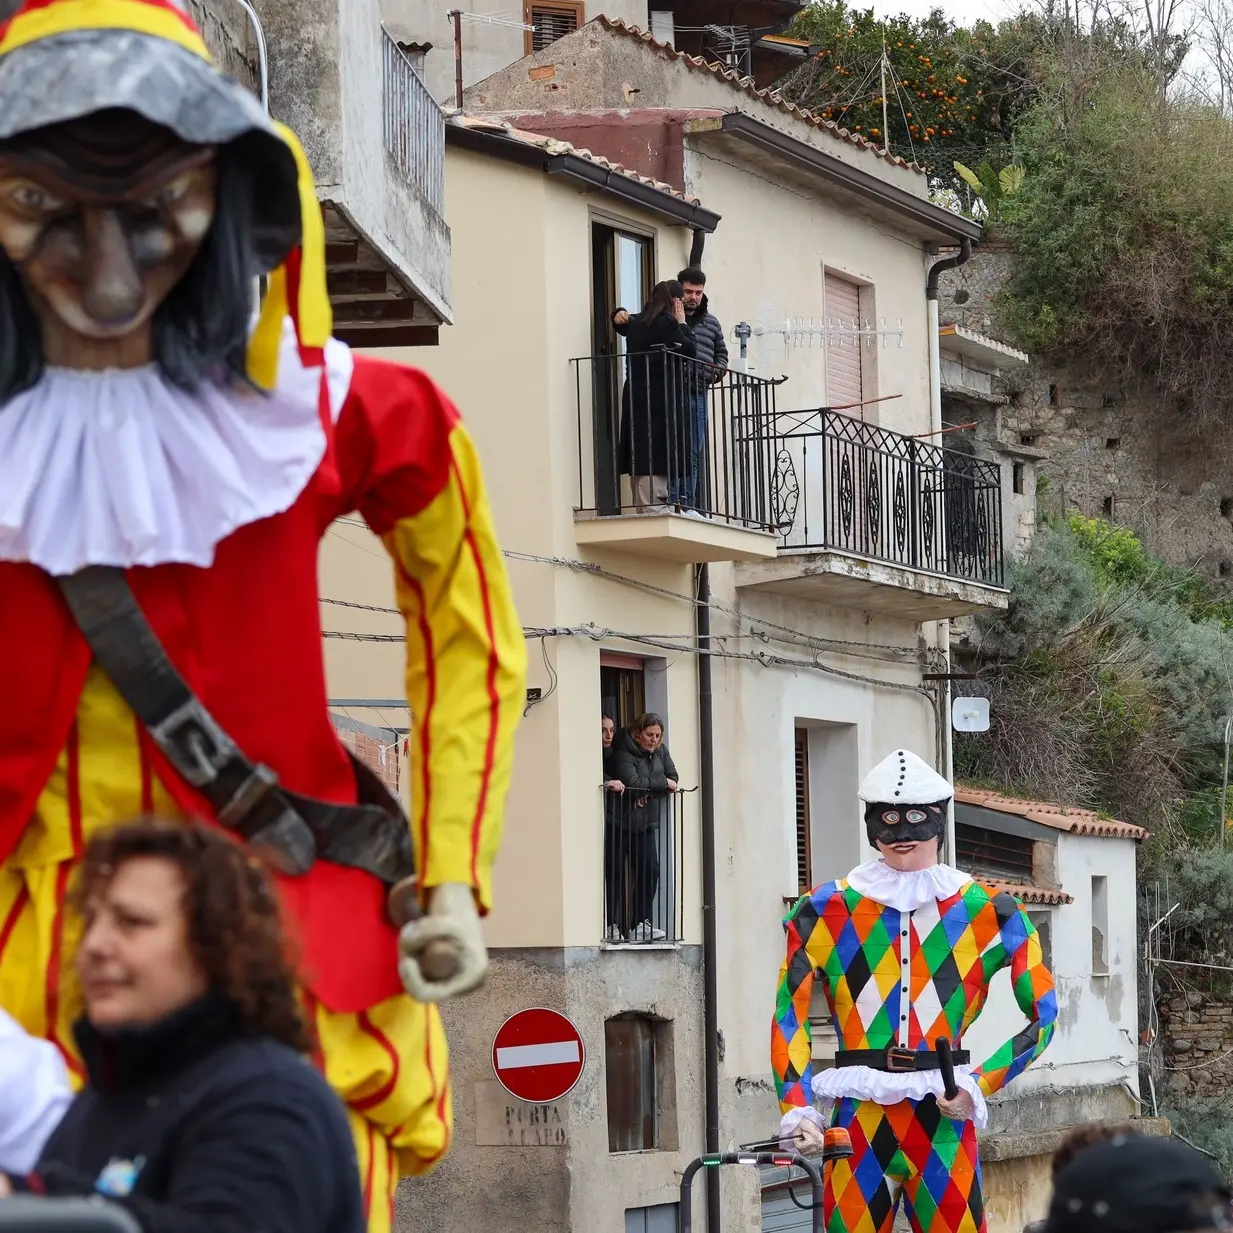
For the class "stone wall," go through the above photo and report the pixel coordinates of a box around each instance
[1159,990,1233,1099]
[936,247,1233,582]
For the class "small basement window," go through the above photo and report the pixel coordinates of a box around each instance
[956,822,1034,884]
[1013,462,1025,495]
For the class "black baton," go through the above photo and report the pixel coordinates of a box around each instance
[936,1036,959,1100]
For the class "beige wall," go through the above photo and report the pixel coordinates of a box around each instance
[683,139,931,437]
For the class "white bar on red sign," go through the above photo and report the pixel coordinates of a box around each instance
[496,1041,582,1069]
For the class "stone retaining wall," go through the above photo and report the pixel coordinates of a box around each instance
[1158,990,1233,1098]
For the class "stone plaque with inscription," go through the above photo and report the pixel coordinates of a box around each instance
[474,1079,569,1146]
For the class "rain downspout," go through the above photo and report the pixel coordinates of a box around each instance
[926,237,971,860]
[696,561,721,1233]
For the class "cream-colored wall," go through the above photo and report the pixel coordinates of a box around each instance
[318,145,703,952]
[683,145,932,438]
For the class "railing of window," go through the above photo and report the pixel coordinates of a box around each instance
[572,348,782,531]
[381,27,445,215]
[769,409,1005,586]
[600,786,690,946]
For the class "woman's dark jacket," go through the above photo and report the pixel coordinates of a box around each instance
[615,312,697,478]
[9,996,363,1233]
[608,728,680,833]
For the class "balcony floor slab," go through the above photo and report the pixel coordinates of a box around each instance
[573,511,779,563]
[734,548,1009,619]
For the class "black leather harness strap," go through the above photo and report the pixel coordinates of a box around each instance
[56,565,415,889]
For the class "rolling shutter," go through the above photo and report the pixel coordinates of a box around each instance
[794,728,812,895]
[526,2,583,52]
[824,271,863,409]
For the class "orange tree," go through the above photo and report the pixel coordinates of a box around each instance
[781,3,1043,197]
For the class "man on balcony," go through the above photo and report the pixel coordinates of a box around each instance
[771,750,1057,1233]
[674,267,727,514]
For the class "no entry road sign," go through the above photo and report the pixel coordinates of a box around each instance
[491,1008,585,1103]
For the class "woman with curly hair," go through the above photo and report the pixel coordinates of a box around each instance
[0,820,363,1233]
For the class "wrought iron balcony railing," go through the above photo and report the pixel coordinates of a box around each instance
[573,349,783,532]
[770,409,1004,586]
[381,28,445,215]
[601,786,687,946]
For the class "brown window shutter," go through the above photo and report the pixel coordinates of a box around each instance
[794,728,812,895]
[824,272,863,409]
[526,2,583,53]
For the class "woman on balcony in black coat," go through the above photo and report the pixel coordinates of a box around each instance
[613,281,696,510]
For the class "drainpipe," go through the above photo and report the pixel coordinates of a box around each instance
[696,561,721,1233]
[689,227,706,269]
[925,238,971,861]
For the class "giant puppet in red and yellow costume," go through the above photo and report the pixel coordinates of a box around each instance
[0,0,526,1227]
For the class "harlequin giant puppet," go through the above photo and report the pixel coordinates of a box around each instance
[0,1,526,1228]
[771,750,1057,1233]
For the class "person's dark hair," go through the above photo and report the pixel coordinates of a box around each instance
[637,280,684,327]
[678,266,706,287]
[72,819,312,1054]
[0,137,268,404]
[632,712,666,735]
[1050,1122,1139,1178]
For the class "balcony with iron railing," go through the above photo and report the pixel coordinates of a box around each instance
[735,408,1010,618]
[572,348,784,563]
[188,2,452,342]
[601,787,688,948]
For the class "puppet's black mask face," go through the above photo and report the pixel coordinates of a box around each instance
[864,800,948,848]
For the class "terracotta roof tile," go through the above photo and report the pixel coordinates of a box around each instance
[448,114,700,204]
[595,16,926,175]
[955,786,1148,841]
[982,881,1075,906]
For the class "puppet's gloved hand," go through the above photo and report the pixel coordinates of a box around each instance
[397,882,489,1003]
[779,1107,828,1157]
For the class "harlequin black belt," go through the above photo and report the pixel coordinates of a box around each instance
[836,1046,970,1072]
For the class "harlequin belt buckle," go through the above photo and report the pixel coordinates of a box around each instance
[885,1046,919,1072]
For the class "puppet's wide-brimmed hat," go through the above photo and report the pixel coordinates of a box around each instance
[0,0,331,386]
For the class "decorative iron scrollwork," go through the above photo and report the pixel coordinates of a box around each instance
[866,461,881,546]
[839,454,854,539]
[893,472,908,552]
[922,493,936,565]
[771,450,800,535]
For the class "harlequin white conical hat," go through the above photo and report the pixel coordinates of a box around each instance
[858,749,952,806]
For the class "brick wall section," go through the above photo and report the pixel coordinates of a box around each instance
[332,724,401,796]
[1159,991,1233,1098]
[936,247,1233,583]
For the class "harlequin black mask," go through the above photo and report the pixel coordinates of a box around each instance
[864,800,948,848]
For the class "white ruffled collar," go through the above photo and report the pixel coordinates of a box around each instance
[845,858,971,912]
[0,320,353,575]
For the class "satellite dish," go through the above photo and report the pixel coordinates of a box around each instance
[952,696,990,733]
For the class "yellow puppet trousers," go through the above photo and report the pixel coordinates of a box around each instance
[0,667,450,1233]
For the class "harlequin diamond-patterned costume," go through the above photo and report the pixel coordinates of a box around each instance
[0,2,525,1230]
[771,751,1057,1233]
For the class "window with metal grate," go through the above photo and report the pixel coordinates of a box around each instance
[955,822,1034,884]
[794,728,812,895]
[525,1,584,53]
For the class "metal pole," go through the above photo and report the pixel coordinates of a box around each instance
[450,9,464,110]
[228,0,269,114]
[696,563,721,1233]
[1222,714,1231,849]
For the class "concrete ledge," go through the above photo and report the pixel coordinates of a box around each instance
[573,511,779,563]
[980,1117,1172,1163]
[734,548,1010,619]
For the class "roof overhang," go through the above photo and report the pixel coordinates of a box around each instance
[709,111,982,244]
[939,324,1029,369]
[446,121,721,232]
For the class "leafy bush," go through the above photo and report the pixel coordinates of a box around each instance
[999,60,1233,425]
[957,520,1231,833]
[1162,1095,1233,1181]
